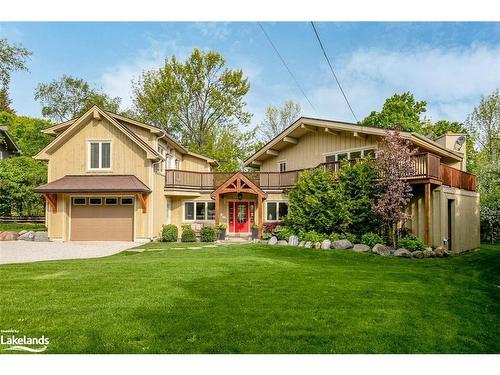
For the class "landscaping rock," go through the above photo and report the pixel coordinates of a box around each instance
[320,239,331,249]
[34,231,49,242]
[0,231,19,241]
[18,230,28,236]
[314,242,321,249]
[394,248,412,258]
[298,241,305,247]
[18,231,35,241]
[331,239,353,249]
[268,236,278,245]
[288,235,299,246]
[412,250,424,259]
[371,244,390,256]
[277,240,288,246]
[434,246,450,258]
[353,244,370,253]
[423,249,435,258]
[304,241,312,248]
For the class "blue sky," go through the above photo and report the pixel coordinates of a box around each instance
[1,22,500,128]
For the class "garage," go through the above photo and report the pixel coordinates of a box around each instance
[70,196,134,241]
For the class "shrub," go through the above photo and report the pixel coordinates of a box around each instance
[399,235,425,251]
[200,226,218,242]
[329,232,341,242]
[361,232,385,247]
[300,230,326,243]
[272,225,294,241]
[263,221,282,234]
[340,232,358,244]
[181,224,197,242]
[161,224,178,242]
[262,232,272,240]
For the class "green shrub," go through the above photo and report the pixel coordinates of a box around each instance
[399,236,425,251]
[181,224,197,242]
[262,232,272,240]
[161,224,178,242]
[340,232,358,244]
[200,226,217,242]
[361,232,385,247]
[272,225,294,241]
[300,230,327,243]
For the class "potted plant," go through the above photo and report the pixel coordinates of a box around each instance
[251,224,259,240]
[218,223,227,240]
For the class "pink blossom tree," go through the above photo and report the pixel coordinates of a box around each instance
[373,130,417,247]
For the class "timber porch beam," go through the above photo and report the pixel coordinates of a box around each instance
[266,149,279,156]
[43,193,57,212]
[136,193,148,213]
[283,136,298,144]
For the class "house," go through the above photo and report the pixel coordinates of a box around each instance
[0,126,21,159]
[34,106,479,253]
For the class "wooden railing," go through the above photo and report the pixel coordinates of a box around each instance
[165,153,477,192]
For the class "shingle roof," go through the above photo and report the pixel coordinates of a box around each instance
[34,175,151,193]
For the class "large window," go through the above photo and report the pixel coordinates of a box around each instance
[266,201,288,221]
[156,146,166,173]
[325,148,375,163]
[89,141,111,170]
[278,161,287,172]
[184,201,215,221]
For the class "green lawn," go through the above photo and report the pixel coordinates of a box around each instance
[0,242,498,354]
[0,222,47,232]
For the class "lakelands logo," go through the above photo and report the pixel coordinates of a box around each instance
[1,329,49,353]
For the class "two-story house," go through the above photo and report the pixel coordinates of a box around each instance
[34,107,479,253]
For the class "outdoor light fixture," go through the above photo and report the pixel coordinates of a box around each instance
[237,192,243,200]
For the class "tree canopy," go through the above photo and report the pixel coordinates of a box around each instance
[34,75,122,122]
[258,100,301,142]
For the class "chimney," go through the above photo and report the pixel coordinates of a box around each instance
[434,133,467,171]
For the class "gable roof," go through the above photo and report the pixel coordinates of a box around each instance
[211,172,267,199]
[243,116,464,167]
[34,106,164,161]
[0,126,21,155]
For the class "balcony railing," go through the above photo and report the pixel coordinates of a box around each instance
[165,152,477,192]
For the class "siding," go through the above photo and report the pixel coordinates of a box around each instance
[181,154,211,172]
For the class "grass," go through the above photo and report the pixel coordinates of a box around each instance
[0,222,47,232]
[0,242,498,354]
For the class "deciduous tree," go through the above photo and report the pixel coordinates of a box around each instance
[258,100,301,142]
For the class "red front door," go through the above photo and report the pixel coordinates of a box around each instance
[229,201,250,233]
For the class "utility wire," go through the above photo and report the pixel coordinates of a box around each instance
[310,21,358,122]
[258,22,317,114]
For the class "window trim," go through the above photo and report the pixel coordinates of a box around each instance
[88,197,103,206]
[87,140,112,171]
[72,197,87,206]
[324,146,376,163]
[278,160,287,173]
[265,201,288,222]
[183,201,216,222]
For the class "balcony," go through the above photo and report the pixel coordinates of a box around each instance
[165,152,477,192]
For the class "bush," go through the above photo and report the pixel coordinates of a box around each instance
[399,235,425,251]
[181,224,197,242]
[161,224,178,242]
[340,232,358,244]
[262,232,272,240]
[300,230,327,243]
[263,221,282,234]
[200,226,218,242]
[361,232,385,247]
[272,225,294,241]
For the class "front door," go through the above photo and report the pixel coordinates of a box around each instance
[229,201,250,233]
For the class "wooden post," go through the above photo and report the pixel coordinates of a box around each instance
[424,183,431,246]
[215,194,220,226]
[257,195,263,239]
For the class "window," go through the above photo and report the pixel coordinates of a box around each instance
[266,202,288,221]
[324,148,376,162]
[89,197,102,205]
[120,197,134,205]
[364,149,375,158]
[278,161,287,172]
[337,153,348,161]
[175,159,180,169]
[325,154,335,163]
[88,141,111,170]
[105,197,118,205]
[72,197,86,205]
[184,201,215,221]
[350,151,362,159]
[156,146,166,173]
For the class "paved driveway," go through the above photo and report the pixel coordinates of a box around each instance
[0,241,136,265]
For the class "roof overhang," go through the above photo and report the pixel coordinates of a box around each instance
[243,117,463,167]
[34,175,151,193]
[0,126,22,155]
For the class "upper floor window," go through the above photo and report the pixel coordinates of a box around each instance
[278,161,287,172]
[156,145,166,173]
[88,141,111,170]
[325,148,375,163]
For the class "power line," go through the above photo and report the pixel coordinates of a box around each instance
[310,21,358,122]
[257,22,317,114]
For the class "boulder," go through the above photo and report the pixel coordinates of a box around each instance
[371,243,385,254]
[394,248,412,258]
[268,236,278,245]
[0,231,19,241]
[18,231,35,241]
[298,241,305,247]
[304,241,312,248]
[288,235,299,246]
[314,242,321,249]
[18,230,28,236]
[331,239,353,249]
[277,240,288,246]
[34,231,49,242]
[320,239,331,250]
[353,244,370,253]
[411,250,424,259]
[434,246,449,258]
[372,244,391,256]
[423,249,435,258]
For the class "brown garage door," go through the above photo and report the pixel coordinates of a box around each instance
[71,197,134,241]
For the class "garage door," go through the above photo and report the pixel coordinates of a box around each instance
[71,197,134,241]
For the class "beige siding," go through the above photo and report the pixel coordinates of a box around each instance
[181,154,211,172]
[152,173,167,239]
[260,131,378,172]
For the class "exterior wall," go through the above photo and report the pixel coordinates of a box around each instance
[47,117,151,183]
[170,193,214,229]
[259,131,379,172]
[406,185,480,253]
[152,173,168,239]
[181,154,212,172]
[434,134,467,171]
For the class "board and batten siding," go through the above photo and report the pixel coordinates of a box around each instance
[259,131,379,172]
[181,154,212,172]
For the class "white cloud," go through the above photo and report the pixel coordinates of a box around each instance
[191,22,230,40]
[306,43,500,123]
